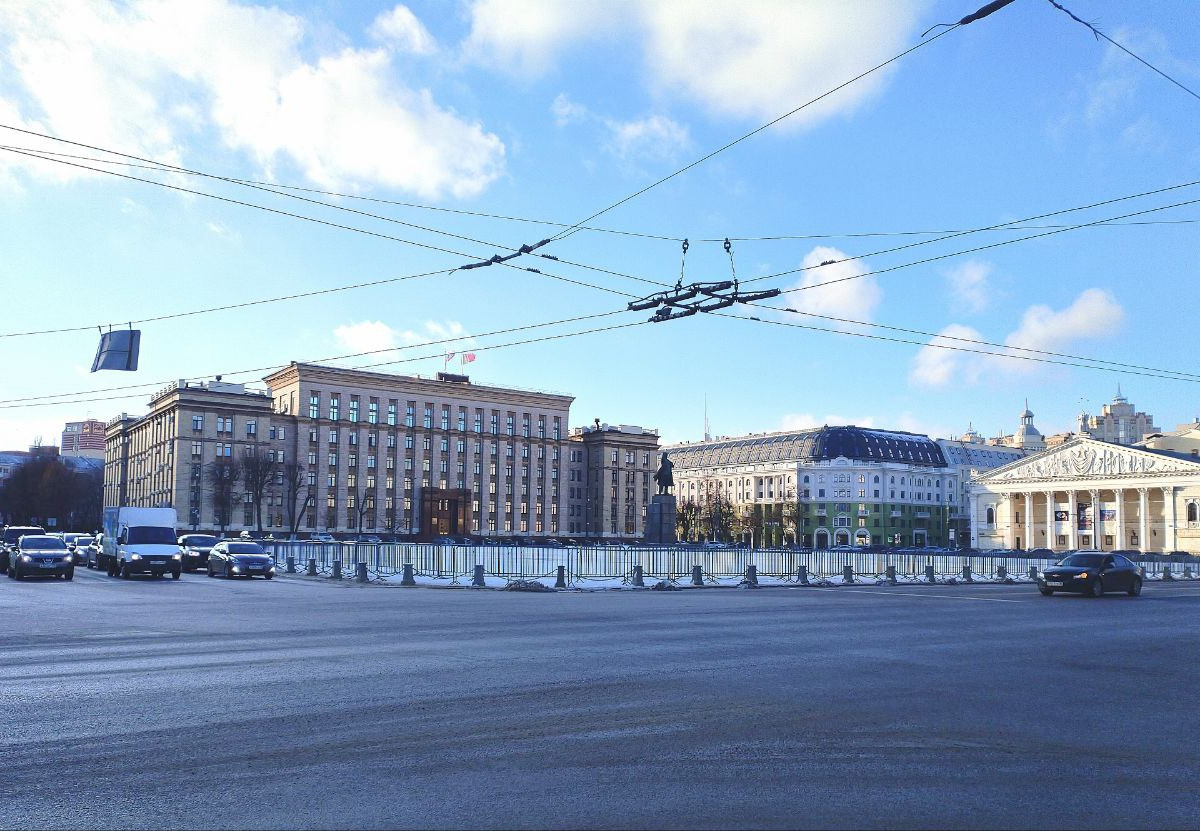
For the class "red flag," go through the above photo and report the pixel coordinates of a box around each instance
[461,352,476,365]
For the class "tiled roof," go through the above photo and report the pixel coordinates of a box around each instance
[666,426,948,470]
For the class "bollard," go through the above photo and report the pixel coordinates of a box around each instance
[798,564,810,586]
[555,565,567,589]
[1163,566,1174,581]
[632,565,645,587]
[1185,566,1193,580]
[885,564,897,585]
[926,565,937,584]
[472,564,486,587]
[692,565,704,586]
[401,562,416,586]
[744,564,759,586]
[997,565,1007,581]
[962,565,973,583]
[331,560,342,580]
[286,555,296,574]
[1028,565,1038,581]
[842,565,854,584]
[356,561,369,583]
[306,557,317,576]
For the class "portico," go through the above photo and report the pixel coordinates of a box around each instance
[970,437,1200,553]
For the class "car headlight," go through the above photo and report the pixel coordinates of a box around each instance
[1075,572,1088,579]
[172,553,182,560]
[20,555,31,562]
[230,565,240,573]
[130,553,141,560]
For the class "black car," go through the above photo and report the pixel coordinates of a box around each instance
[1039,552,1142,597]
[207,541,276,579]
[177,534,219,571]
[0,525,46,571]
[7,535,74,580]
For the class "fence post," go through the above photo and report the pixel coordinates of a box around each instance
[306,557,317,576]
[285,555,296,574]
[798,564,810,586]
[331,560,342,580]
[555,565,567,589]
[744,564,758,586]
[1185,566,1193,580]
[842,565,854,584]
[401,562,416,586]
[356,561,368,583]
[691,565,704,586]
[1162,566,1174,581]
[1029,565,1038,581]
[961,565,973,582]
[925,565,937,584]
[885,564,897,585]
[632,565,644,587]
[997,565,1008,581]
[473,564,486,587]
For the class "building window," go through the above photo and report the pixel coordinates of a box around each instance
[405,405,415,428]
[368,401,378,424]
[349,399,359,423]
[329,395,340,421]
[387,402,397,426]
[309,394,320,420]
[191,442,202,457]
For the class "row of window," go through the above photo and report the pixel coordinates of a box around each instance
[305,392,562,439]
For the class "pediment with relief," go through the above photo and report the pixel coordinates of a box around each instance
[985,440,1200,482]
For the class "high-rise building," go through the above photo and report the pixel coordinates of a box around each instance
[566,421,660,539]
[1077,387,1159,445]
[61,419,106,459]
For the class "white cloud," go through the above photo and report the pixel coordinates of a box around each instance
[332,319,477,367]
[908,323,984,388]
[606,114,690,162]
[550,93,589,127]
[465,1,927,126]
[783,246,882,326]
[946,260,991,314]
[205,221,240,243]
[908,289,1125,388]
[333,320,401,356]
[0,0,504,198]
[369,5,437,55]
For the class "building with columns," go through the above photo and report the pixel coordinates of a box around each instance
[970,431,1200,553]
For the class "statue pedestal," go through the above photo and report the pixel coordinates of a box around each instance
[644,494,678,545]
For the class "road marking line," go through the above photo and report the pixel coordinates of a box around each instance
[827,588,1029,603]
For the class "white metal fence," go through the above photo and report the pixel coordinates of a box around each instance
[261,542,1200,584]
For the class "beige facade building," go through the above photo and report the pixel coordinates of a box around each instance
[566,421,660,538]
[987,402,1046,451]
[104,363,575,538]
[970,429,1200,553]
[1077,388,1160,445]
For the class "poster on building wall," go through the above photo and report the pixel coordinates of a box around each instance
[1100,509,1116,521]
[1077,503,1093,530]
[1053,510,1069,522]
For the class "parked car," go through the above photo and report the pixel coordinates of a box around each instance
[1038,551,1142,597]
[0,525,46,572]
[84,535,104,569]
[7,535,74,580]
[311,533,335,543]
[356,535,383,544]
[62,533,93,564]
[207,541,276,579]
[177,534,219,572]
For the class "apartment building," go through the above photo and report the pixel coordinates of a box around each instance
[566,421,661,539]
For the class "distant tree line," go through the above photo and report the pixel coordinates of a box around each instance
[0,455,104,531]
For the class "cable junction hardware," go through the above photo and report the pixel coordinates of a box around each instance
[628,282,781,322]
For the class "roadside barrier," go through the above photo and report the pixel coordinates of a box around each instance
[261,542,1200,589]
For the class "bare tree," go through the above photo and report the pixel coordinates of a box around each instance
[675,497,701,543]
[241,446,280,534]
[207,458,243,534]
[281,461,313,541]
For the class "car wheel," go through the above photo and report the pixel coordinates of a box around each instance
[171,570,180,580]
[13,562,22,580]
[86,558,95,570]
[1128,578,1142,597]
[1039,587,1054,596]
[64,570,74,581]
[1090,578,1104,598]
[120,563,131,580]
[264,572,273,580]
[207,563,215,578]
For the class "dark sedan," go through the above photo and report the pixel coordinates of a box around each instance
[177,534,219,572]
[206,541,276,579]
[1039,552,1142,597]
[7,535,74,580]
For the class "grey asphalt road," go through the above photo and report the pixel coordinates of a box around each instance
[2,568,1199,830]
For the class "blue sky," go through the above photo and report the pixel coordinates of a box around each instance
[1,0,1197,450]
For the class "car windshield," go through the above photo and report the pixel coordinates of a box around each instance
[4,527,44,543]
[1057,553,1104,567]
[227,543,265,555]
[21,536,67,550]
[127,526,178,545]
[181,535,219,547]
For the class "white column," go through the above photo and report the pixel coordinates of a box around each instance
[1004,493,1017,549]
[1023,492,1034,551]
[1138,487,1149,553]
[1045,490,1055,551]
[1068,490,1079,549]
[1164,486,1177,551]
[968,490,978,548]
[1114,488,1125,550]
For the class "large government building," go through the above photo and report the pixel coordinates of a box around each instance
[106,363,584,539]
[970,424,1200,553]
